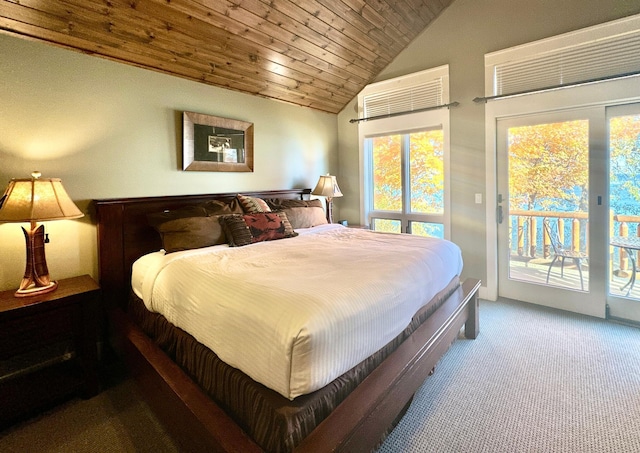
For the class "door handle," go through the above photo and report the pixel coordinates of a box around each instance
[497,205,504,224]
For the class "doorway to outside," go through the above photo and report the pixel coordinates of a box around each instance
[496,103,640,321]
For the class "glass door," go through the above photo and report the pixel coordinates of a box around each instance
[497,107,606,318]
[607,103,640,323]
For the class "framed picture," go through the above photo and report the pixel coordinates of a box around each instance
[182,111,254,172]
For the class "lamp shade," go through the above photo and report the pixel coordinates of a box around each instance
[311,174,343,199]
[0,172,83,223]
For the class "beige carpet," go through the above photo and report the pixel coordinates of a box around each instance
[0,369,180,453]
[377,298,640,452]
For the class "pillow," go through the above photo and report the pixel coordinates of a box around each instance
[147,205,209,229]
[200,198,244,215]
[264,198,324,210]
[153,215,227,253]
[147,198,242,228]
[220,212,297,247]
[147,201,242,253]
[264,198,327,228]
[280,206,328,229]
[237,194,271,213]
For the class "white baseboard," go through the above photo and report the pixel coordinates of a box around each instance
[478,285,492,301]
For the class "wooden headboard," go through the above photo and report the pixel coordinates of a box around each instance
[94,189,311,309]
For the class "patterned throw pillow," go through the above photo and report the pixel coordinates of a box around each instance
[237,194,271,213]
[220,212,297,247]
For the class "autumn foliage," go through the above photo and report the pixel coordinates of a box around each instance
[610,115,640,208]
[371,129,444,214]
[369,129,445,237]
[508,114,640,214]
[508,120,589,212]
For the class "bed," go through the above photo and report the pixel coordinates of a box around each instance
[94,188,480,453]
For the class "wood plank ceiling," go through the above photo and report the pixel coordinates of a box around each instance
[0,0,452,114]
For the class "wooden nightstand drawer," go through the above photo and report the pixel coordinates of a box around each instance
[0,305,75,359]
[0,275,101,427]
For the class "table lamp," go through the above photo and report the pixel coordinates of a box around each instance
[311,174,343,224]
[0,171,84,297]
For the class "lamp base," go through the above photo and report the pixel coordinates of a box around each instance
[15,224,57,298]
[325,198,334,224]
[15,281,58,298]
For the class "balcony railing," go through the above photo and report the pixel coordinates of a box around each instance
[509,210,640,274]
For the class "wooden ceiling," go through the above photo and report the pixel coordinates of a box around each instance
[0,0,452,114]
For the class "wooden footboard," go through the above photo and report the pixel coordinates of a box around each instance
[109,278,480,453]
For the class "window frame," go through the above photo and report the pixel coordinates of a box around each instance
[357,65,451,238]
[359,108,451,238]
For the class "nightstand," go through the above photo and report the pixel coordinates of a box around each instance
[0,275,101,427]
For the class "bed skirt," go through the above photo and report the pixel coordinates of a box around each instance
[128,276,460,452]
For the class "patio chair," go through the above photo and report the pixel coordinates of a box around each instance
[543,219,588,291]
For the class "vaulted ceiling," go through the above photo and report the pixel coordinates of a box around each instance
[0,0,452,114]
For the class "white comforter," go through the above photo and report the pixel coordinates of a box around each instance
[132,224,463,400]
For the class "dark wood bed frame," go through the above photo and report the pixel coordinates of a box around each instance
[94,188,481,453]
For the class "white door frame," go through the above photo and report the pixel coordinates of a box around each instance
[496,107,605,318]
[605,102,640,322]
[484,76,640,305]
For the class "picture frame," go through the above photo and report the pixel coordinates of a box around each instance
[182,111,254,172]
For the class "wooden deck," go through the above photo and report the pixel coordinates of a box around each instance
[508,256,640,299]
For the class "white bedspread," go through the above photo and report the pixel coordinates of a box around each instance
[132,224,463,400]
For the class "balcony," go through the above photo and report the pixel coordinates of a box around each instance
[507,210,640,299]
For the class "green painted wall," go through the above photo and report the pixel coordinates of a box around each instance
[0,34,337,290]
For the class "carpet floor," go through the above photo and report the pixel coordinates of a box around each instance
[0,364,180,453]
[1,298,639,452]
[377,298,640,453]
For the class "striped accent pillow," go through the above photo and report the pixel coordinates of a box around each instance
[237,194,271,213]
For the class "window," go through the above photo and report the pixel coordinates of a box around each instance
[358,66,451,238]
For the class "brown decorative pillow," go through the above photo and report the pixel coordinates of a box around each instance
[154,215,227,253]
[237,194,271,213]
[147,205,209,230]
[147,199,243,253]
[220,212,297,247]
[264,198,327,229]
[147,199,242,229]
[200,198,243,215]
[281,206,328,229]
[264,198,323,210]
